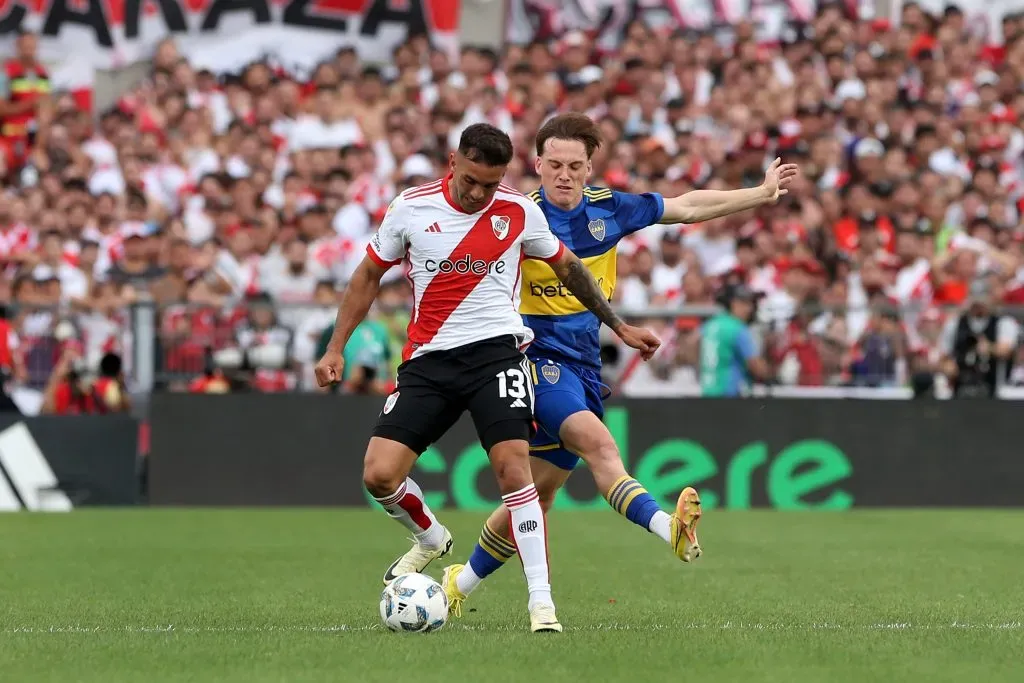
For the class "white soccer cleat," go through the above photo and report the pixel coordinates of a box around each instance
[529,604,563,633]
[382,527,454,585]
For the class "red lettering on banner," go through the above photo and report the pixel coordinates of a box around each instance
[0,0,45,13]
[269,0,366,10]
[300,0,364,11]
[0,0,455,70]
[424,0,453,31]
[100,0,182,24]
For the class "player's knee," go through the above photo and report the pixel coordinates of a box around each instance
[362,455,403,498]
[492,459,532,492]
[488,442,532,492]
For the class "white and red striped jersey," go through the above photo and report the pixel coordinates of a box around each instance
[366,176,565,361]
[0,223,36,261]
[890,258,934,309]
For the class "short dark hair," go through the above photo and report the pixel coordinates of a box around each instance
[535,113,603,158]
[458,123,514,167]
[327,167,351,183]
[99,353,122,378]
[477,47,499,70]
[126,190,148,209]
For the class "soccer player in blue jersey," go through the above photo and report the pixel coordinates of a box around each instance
[443,113,799,617]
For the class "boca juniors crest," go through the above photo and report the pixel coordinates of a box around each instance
[541,364,560,384]
[491,215,510,240]
[588,219,606,241]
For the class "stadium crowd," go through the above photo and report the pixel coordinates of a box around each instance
[3,3,1024,409]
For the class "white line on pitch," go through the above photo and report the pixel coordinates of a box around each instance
[3,622,1022,634]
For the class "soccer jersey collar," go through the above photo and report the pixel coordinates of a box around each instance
[538,187,587,218]
[442,173,497,215]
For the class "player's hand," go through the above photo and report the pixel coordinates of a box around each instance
[615,324,661,361]
[762,158,800,202]
[314,349,345,387]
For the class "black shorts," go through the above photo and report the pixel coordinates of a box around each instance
[373,335,536,454]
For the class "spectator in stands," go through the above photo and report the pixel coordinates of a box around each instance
[107,221,165,287]
[315,295,394,396]
[41,347,128,415]
[187,349,232,394]
[943,281,1019,398]
[774,300,827,387]
[0,30,49,176]
[0,304,26,385]
[850,303,907,387]
[33,230,88,304]
[909,306,953,398]
[699,284,772,397]
[4,3,1024,404]
[92,352,131,413]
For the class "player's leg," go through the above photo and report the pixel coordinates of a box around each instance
[451,410,694,597]
[367,375,463,583]
[463,348,560,632]
[558,409,702,562]
[450,360,700,587]
[487,439,560,632]
[447,456,567,601]
[445,361,590,604]
[529,362,692,550]
[443,359,579,606]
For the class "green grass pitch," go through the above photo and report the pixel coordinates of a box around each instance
[2,509,1023,682]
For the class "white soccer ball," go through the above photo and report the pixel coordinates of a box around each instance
[379,573,449,633]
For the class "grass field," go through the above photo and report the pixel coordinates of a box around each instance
[2,509,1023,682]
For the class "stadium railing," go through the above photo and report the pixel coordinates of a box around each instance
[8,298,1024,406]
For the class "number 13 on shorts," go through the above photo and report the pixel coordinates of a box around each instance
[496,360,535,410]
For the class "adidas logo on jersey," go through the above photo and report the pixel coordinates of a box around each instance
[424,222,442,233]
[510,398,528,408]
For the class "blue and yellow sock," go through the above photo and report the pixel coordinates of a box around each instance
[605,475,662,530]
[467,521,518,582]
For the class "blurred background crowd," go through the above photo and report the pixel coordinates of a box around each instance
[3,1,1024,412]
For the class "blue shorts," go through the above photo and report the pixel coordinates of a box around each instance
[529,358,609,471]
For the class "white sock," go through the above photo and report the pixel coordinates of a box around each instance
[373,478,445,549]
[502,484,553,611]
[456,564,483,595]
[649,511,672,544]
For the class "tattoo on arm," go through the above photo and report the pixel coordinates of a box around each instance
[553,255,623,331]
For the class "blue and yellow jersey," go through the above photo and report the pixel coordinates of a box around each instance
[521,185,665,368]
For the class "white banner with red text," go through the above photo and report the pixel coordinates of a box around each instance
[0,0,459,105]
[506,0,1023,48]
[505,0,824,48]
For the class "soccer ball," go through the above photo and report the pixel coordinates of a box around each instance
[379,573,449,633]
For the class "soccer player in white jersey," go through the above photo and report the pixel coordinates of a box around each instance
[314,123,660,633]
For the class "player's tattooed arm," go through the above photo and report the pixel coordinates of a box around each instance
[550,252,623,331]
[549,250,662,360]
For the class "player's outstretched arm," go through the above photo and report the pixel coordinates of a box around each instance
[548,249,661,360]
[314,257,388,387]
[659,158,800,224]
